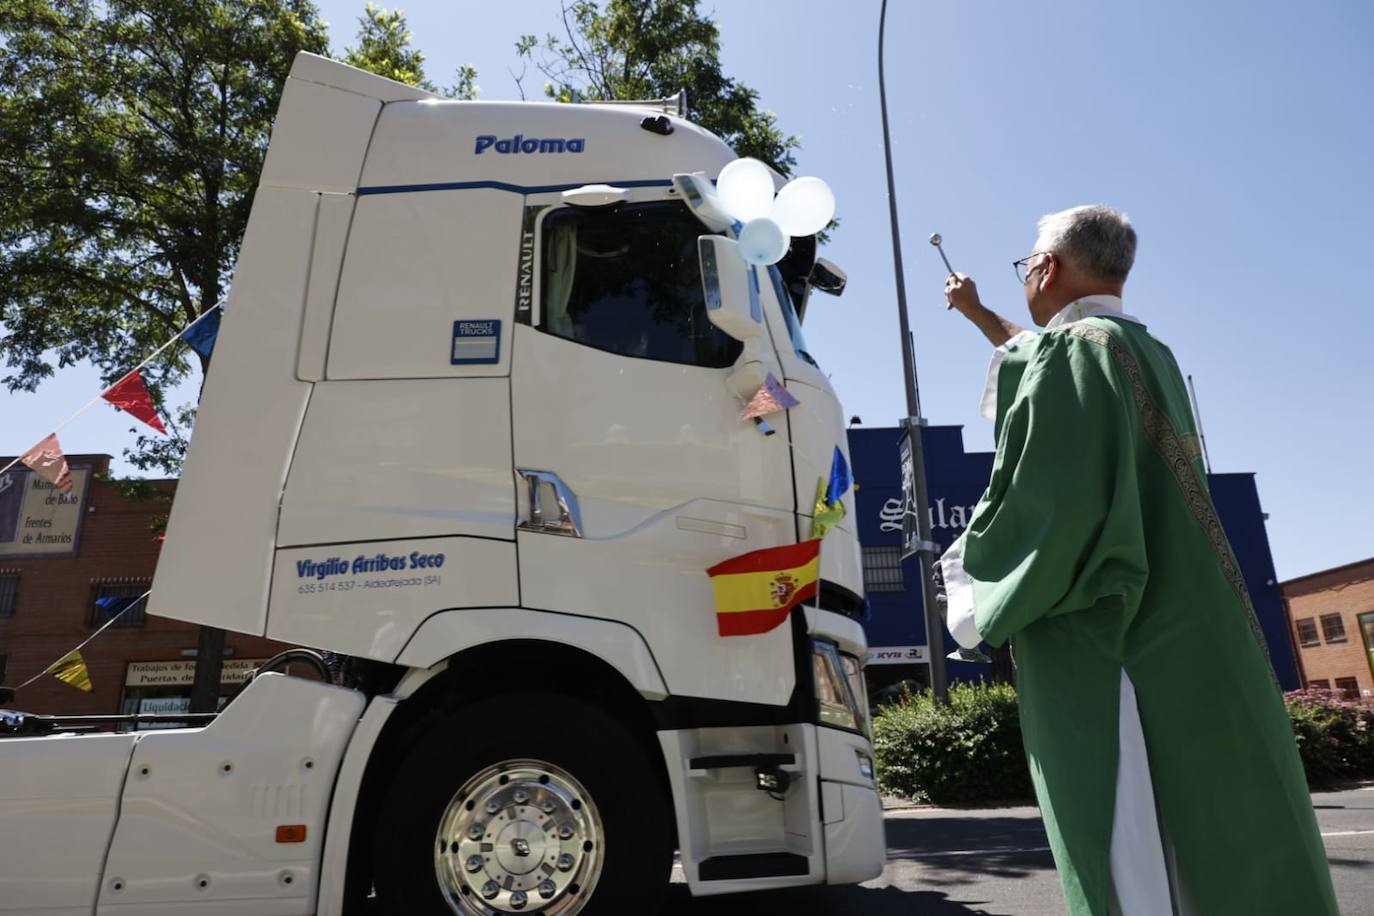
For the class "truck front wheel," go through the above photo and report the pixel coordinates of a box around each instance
[372,692,673,915]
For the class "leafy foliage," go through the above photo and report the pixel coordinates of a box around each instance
[876,682,1374,804]
[517,0,799,175]
[872,681,1034,804]
[0,0,330,472]
[1284,688,1374,787]
[344,3,477,98]
[0,1,478,479]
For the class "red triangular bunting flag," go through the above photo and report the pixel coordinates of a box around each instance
[102,370,166,433]
[20,433,73,495]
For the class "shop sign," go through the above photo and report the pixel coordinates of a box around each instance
[867,645,928,665]
[125,659,267,687]
[0,466,92,558]
[880,496,977,536]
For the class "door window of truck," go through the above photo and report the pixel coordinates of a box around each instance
[540,202,742,368]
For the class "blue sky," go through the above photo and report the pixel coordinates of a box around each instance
[7,0,1371,579]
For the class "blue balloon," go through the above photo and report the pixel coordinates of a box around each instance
[737,217,789,266]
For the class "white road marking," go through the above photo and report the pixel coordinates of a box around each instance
[898,845,1053,859]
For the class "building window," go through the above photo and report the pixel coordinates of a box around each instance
[1320,613,1347,643]
[0,654,7,685]
[1361,612,1374,685]
[1334,677,1360,699]
[1295,618,1320,647]
[0,571,17,618]
[862,545,906,593]
[89,579,151,628]
[1308,679,1330,690]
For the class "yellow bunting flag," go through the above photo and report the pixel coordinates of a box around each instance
[706,539,821,637]
[811,477,847,540]
[48,649,93,692]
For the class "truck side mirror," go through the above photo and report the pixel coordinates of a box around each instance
[698,236,763,342]
[811,258,846,297]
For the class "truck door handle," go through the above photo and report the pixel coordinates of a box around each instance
[516,469,584,538]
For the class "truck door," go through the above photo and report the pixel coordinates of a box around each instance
[510,193,801,705]
[757,262,865,604]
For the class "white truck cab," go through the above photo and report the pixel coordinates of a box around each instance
[0,54,883,915]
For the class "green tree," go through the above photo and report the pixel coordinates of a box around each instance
[345,3,478,98]
[517,0,799,175]
[0,0,330,470]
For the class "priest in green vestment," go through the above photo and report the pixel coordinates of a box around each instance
[939,205,1337,916]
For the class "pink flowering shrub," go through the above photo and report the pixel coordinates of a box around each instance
[1283,689,1374,787]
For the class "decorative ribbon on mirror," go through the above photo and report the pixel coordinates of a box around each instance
[740,373,800,422]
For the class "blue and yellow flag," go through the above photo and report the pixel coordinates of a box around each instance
[812,447,852,539]
[812,477,847,539]
[826,446,851,505]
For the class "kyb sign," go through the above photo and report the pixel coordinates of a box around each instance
[867,645,929,666]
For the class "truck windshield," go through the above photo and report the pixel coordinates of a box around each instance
[541,202,742,369]
[767,265,818,368]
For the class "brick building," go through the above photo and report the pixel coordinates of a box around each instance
[1281,557,1374,699]
[0,454,289,718]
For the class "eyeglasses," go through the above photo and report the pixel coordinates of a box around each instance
[1013,252,1052,285]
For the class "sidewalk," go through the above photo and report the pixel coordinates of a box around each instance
[667,786,1374,915]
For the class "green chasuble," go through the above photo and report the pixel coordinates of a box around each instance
[940,313,1336,915]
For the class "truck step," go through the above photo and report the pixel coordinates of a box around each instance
[688,752,795,769]
[697,852,809,881]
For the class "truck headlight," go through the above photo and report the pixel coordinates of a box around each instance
[840,650,872,741]
[811,640,871,739]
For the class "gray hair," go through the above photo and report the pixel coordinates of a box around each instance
[1034,205,1136,283]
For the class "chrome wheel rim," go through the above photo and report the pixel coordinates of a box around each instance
[434,759,605,915]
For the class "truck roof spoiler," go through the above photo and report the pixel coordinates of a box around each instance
[577,89,687,118]
[287,52,437,103]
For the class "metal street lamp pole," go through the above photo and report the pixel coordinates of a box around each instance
[878,0,949,702]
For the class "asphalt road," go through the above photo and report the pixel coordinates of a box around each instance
[665,786,1374,915]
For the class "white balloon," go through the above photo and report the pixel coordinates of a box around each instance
[770,176,836,236]
[716,158,776,223]
[737,217,789,266]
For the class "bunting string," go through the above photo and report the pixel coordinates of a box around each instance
[13,589,150,691]
[0,302,223,479]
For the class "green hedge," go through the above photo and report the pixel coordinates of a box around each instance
[871,681,1033,804]
[873,683,1374,803]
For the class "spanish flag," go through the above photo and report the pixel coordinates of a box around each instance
[706,539,821,637]
[48,649,93,692]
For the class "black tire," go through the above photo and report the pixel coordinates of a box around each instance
[372,691,674,915]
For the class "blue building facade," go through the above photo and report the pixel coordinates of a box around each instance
[846,425,1301,692]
